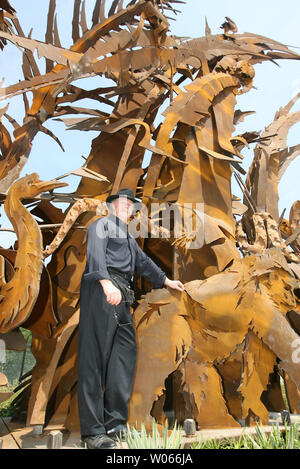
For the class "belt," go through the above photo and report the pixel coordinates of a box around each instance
[107,266,132,283]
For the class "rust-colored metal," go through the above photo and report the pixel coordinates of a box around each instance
[0,0,299,430]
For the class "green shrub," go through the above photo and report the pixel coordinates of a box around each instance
[1,328,36,385]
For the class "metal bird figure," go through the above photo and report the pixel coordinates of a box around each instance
[221,16,238,34]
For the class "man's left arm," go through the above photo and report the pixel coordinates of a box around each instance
[134,242,184,292]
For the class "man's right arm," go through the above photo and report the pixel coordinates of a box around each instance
[83,220,111,281]
[99,279,122,305]
[83,220,122,305]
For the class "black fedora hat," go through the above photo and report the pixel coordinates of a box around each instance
[106,188,142,209]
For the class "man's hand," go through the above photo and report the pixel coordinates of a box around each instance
[164,277,185,292]
[99,279,122,305]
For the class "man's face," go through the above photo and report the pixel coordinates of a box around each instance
[112,197,134,220]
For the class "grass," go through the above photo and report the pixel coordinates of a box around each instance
[117,419,300,450]
[190,423,300,449]
[0,380,23,418]
[117,419,185,449]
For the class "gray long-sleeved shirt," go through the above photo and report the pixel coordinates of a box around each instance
[82,212,166,289]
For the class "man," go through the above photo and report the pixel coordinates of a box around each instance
[78,188,184,449]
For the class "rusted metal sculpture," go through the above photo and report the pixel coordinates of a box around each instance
[0,0,299,431]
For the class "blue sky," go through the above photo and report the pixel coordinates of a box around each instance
[0,0,299,248]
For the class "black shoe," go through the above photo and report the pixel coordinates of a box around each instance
[107,424,140,442]
[82,434,117,449]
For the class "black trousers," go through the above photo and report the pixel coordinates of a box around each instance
[77,276,137,437]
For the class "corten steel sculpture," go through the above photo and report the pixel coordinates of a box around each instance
[0,0,299,431]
